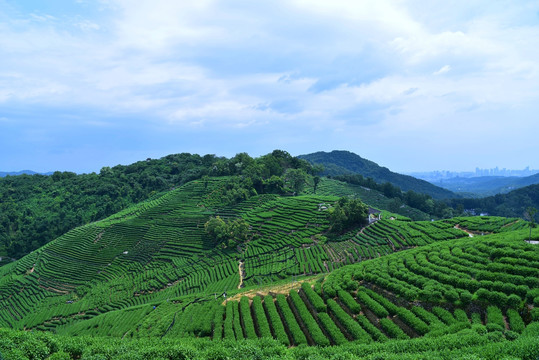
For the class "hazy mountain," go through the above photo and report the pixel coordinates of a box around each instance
[433,173,539,197]
[299,150,458,199]
[0,170,40,177]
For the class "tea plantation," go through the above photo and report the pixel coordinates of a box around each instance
[0,175,537,359]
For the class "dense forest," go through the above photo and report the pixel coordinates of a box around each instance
[450,184,539,219]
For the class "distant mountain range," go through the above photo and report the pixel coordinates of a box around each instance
[432,173,539,197]
[1,170,40,177]
[298,150,458,199]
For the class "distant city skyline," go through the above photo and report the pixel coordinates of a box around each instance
[1,1,538,174]
[408,166,539,182]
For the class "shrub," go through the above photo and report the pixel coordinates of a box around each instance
[224,302,235,340]
[239,297,257,339]
[506,309,525,333]
[252,296,272,339]
[486,330,505,342]
[327,299,371,343]
[337,290,361,315]
[454,309,469,323]
[232,302,244,340]
[459,290,473,305]
[472,324,487,335]
[411,306,443,327]
[263,295,289,346]
[394,307,429,335]
[426,321,470,338]
[471,312,482,325]
[379,318,409,340]
[507,294,522,309]
[275,294,307,345]
[504,330,519,340]
[531,307,539,321]
[431,307,457,325]
[486,323,504,332]
[356,289,388,318]
[486,306,505,330]
[49,352,71,360]
[289,290,330,346]
[317,312,347,345]
[302,283,326,313]
[355,315,388,342]
[362,288,399,315]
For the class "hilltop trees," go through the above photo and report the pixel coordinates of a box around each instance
[284,168,308,194]
[0,150,318,260]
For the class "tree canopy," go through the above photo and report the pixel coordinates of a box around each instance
[328,197,369,233]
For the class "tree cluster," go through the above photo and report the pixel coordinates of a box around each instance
[204,216,250,248]
[327,197,369,233]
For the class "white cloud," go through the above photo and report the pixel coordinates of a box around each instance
[1,0,539,171]
[433,65,451,75]
[76,20,100,31]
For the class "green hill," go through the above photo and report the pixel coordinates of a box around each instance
[0,155,538,359]
[0,176,476,331]
[0,150,315,262]
[299,150,458,199]
[0,185,537,358]
[451,183,539,220]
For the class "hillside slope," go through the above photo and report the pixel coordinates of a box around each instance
[0,174,537,359]
[451,183,539,219]
[0,175,487,332]
[299,150,458,199]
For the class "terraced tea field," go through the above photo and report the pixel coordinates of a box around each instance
[53,228,537,348]
[0,176,536,352]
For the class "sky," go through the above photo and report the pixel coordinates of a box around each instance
[1,1,539,174]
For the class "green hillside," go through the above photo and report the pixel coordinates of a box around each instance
[0,176,476,331]
[299,150,458,199]
[0,171,538,359]
[0,200,537,358]
[0,150,314,261]
[451,184,539,220]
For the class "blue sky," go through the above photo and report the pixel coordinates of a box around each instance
[1,0,539,173]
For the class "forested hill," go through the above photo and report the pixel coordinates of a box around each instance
[450,183,539,220]
[299,150,458,200]
[0,150,313,260]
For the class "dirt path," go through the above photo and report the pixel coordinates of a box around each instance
[226,275,322,302]
[454,225,474,237]
[238,260,245,289]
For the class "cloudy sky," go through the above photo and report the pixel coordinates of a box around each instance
[1,0,538,173]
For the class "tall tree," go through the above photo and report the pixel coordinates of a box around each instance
[313,176,321,194]
[285,168,308,195]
